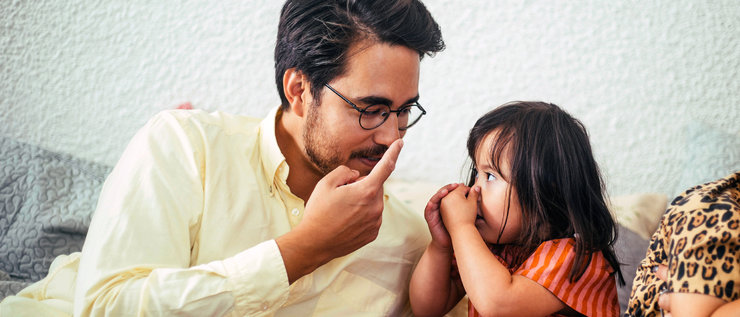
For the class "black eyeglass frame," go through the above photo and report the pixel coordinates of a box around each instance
[324,84,426,131]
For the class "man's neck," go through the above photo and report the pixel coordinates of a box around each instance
[274,109,322,202]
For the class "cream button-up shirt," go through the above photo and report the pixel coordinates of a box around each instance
[0,107,430,316]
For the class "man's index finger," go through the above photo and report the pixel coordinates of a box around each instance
[361,139,403,187]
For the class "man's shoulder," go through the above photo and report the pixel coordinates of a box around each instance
[137,110,267,165]
[152,109,262,134]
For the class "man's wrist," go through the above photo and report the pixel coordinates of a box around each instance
[275,228,332,284]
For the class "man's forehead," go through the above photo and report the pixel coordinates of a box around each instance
[332,40,420,102]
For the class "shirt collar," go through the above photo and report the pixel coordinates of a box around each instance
[259,106,289,184]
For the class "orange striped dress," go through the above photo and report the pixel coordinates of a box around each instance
[468,238,619,317]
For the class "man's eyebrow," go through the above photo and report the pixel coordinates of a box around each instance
[357,94,420,107]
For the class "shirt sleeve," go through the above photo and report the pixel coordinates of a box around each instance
[665,186,740,302]
[73,111,290,316]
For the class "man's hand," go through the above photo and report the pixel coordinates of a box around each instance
[277,139,403,283]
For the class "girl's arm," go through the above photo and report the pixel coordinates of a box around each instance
[410,242,465,316]
[660,293,736,317]
[711,299,740,317]
[440,186,567,317]
[655,265,739,317]
[410,184,466,316]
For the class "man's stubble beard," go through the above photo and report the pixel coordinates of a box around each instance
[303,101,344,176]
[303,101,389,176]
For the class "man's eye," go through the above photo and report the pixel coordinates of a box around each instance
[364,105,388,118]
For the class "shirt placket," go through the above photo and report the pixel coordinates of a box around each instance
[272,164,305,229]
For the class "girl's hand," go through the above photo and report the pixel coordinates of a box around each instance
[439,185,480,232]
[654,265,672,316]
[424,183,461,251]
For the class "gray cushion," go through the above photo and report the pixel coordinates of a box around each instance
[615,224,651,314]
[0,136,111,299]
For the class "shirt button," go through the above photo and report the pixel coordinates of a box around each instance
[262,303,269,311]
[291,208,300,216]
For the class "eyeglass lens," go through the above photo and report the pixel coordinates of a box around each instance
[361,104,421,130]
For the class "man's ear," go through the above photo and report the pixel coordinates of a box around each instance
[283,68,311,118]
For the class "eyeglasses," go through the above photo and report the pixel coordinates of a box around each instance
[324,84,426,130]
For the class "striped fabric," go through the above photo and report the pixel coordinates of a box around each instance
[468,238,619,317]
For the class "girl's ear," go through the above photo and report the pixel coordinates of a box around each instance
[282,68,312,118]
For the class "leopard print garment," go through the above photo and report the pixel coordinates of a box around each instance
[625,171,740,316]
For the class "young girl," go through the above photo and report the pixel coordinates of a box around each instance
[410,102,624,317]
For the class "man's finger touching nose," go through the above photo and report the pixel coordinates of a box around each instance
[360,139,403,188]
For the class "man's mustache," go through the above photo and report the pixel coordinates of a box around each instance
[349,145,388,159]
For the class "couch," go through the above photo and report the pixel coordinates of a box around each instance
[0,136,110,299]
[0,135,667,315]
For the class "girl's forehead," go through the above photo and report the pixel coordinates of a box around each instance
[474,130,513,175]
[475,130,501,160]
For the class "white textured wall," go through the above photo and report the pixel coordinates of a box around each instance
[2,0,738,198]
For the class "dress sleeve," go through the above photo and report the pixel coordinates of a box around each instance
[74,111,290,316]
[626,173,740,316]
[514,239,619,317]
[665,183,740,302]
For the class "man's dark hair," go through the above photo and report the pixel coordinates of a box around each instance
[274,0,445,110]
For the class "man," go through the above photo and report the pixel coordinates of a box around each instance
[0,0,444,316]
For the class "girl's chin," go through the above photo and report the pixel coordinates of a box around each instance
[474,224,497,243]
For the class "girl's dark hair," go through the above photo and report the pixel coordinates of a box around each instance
[467,101,624,285]
[274,0,445,110]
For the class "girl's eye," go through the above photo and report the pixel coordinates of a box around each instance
[486,173,496,181]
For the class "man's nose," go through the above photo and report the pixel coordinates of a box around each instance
[373,114,402,146]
